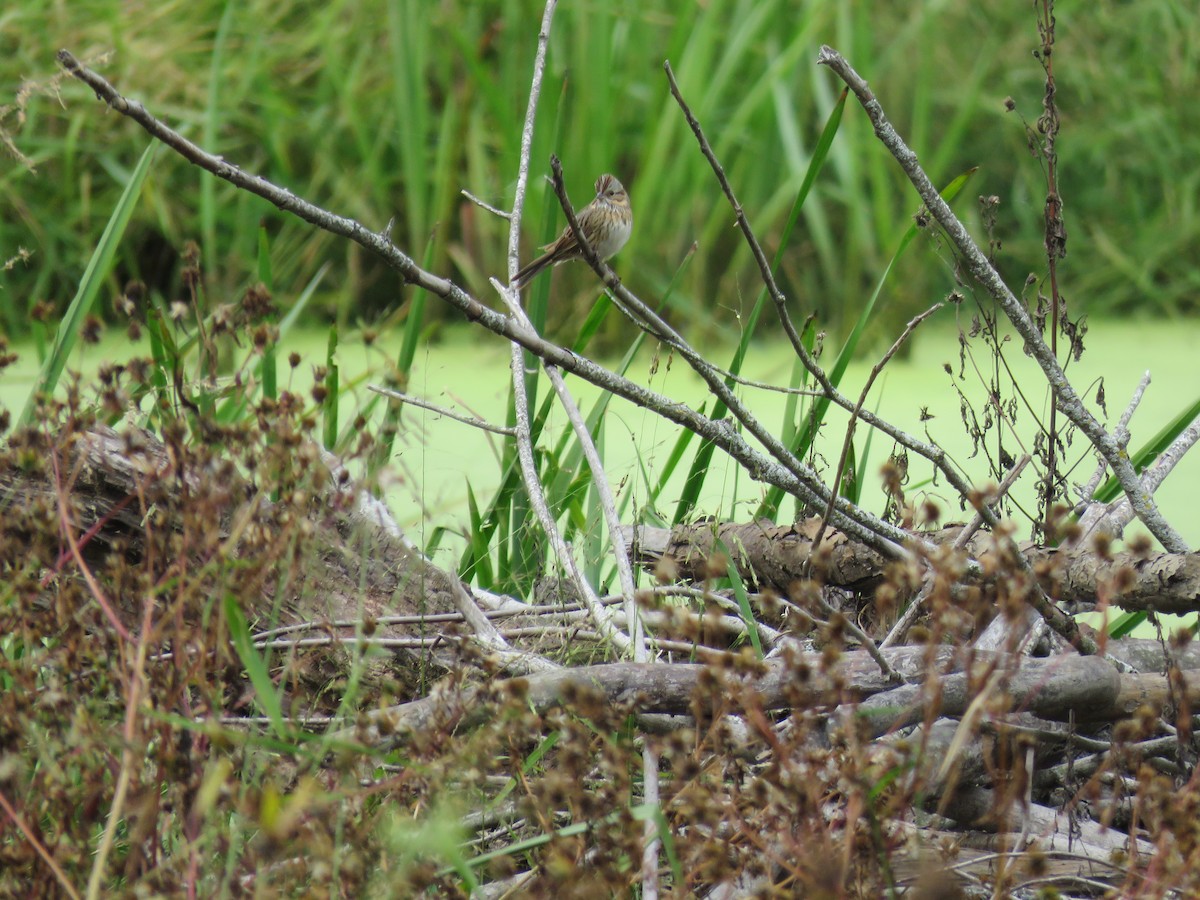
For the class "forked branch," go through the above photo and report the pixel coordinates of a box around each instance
[817,45,1190,554]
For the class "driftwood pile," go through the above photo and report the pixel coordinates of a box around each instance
[33,29,1200,894]
[10,423,1200,897]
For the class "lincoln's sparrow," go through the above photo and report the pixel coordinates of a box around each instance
[513,173,632,289]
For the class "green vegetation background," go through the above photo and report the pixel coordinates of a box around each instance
[3,0,1197,346]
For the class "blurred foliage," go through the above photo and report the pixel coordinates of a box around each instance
[2,0,1198,349]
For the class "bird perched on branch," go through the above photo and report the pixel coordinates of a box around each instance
[512,173,632,289]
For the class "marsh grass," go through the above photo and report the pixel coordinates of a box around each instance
[4,2,1199,347]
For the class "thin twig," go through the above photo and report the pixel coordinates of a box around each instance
[879,574,934,651]
[368,385,516,435]
[461,189,512,220]
[805,590,901,683]
[704,372,822,396]
[953,454,1033,550]
[253,635,450,650]
[1076,371,1148,507]
[810,301,945,557]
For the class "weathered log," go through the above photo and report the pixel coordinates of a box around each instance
[350,649,1184,750]
[2,426,462,623]
[625,520,1200,615]
[853,654,1121,738]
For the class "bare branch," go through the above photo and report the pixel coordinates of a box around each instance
[545,156,916,559]
[347,651,1126,750]
[658,60,1033,565]
[54,48,911,563]
[506,1,558,277]
[817,45,1188,553]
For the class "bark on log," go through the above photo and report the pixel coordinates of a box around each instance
[350,650,1189,750]
[625,520,1200,615]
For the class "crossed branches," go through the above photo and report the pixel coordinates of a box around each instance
[55,27,1194,664]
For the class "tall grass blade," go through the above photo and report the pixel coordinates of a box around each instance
[224,593,286,739]
[722,548,763,659]
[774,88,847,276]
[19,142,158,428]
[646,804,683,888]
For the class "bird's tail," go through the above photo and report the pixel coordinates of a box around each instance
[512,251,555,290]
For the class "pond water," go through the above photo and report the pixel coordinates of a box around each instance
[4,314,1199,574]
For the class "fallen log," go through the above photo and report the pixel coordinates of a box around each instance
[625,520,1200,616]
